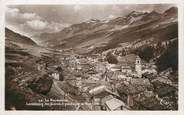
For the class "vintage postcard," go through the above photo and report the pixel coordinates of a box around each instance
[0,0,184,115]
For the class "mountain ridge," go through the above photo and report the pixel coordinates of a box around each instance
[34,7,178,53]
[5,28,37,46]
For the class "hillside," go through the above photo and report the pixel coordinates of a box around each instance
[5,28,37,46]
[5,28,63,110]
[35,7,177,54]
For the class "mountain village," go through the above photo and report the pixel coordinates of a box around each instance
[31,47,177,110]
[5,6,178,110]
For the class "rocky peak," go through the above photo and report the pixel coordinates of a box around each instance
[163,7,177,16]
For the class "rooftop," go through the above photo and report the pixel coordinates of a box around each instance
[117,83,147,95]
[105,98,125,110]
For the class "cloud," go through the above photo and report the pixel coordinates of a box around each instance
[26,20,48,30]
[6,6,69,36]
[48,22,70,32]
[6,5,175,37]
[21,13,41,20]
[26,20,69,32]
[6,7,42,23]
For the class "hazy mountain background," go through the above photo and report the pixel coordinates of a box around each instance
[34,7,177,51]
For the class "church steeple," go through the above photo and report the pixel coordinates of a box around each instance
[135,56,142,78]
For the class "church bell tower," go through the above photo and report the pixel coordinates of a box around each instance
[135,56,142,78]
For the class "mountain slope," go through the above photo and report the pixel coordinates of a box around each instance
[35,7,178,54]
[5,28,37,46]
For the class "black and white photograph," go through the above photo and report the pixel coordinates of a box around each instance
[4,3,179,111]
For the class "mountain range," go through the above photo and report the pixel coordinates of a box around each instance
[34,7,177,54]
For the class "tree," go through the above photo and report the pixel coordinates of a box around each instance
[138,46,155,62]
[106,52,118,64]
[121,49,126,56]
[156,40,178,72]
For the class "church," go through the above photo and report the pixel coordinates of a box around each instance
[120,55,142,78]
[135,56,142,78]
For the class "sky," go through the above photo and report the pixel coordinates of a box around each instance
[5,4,176,37]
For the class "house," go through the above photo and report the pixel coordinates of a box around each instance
[105,98,126,110]
[90,92,126,110]
[51,72,60,80]
[133,91,165,110]
[36,63,42,71]
[117,74,126,80]
[50,71,65,81]
[101,95,114,104]
[121,65,132,73]
[130,78,152,87]
[111,66,121,72]
[142,68,157,75]
[88,75,100,81]
[129,72,141,78]
[117,75,132,81]
[110,71,131,81]
[75,76,82,89]
[88,85,121,110]
[106,64,121,72]
[89,85,107,96]
[117,82,148,107]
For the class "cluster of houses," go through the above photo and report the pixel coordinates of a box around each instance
[88,85,129,110]
[106,56,143,78]
[35,49,167,110]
